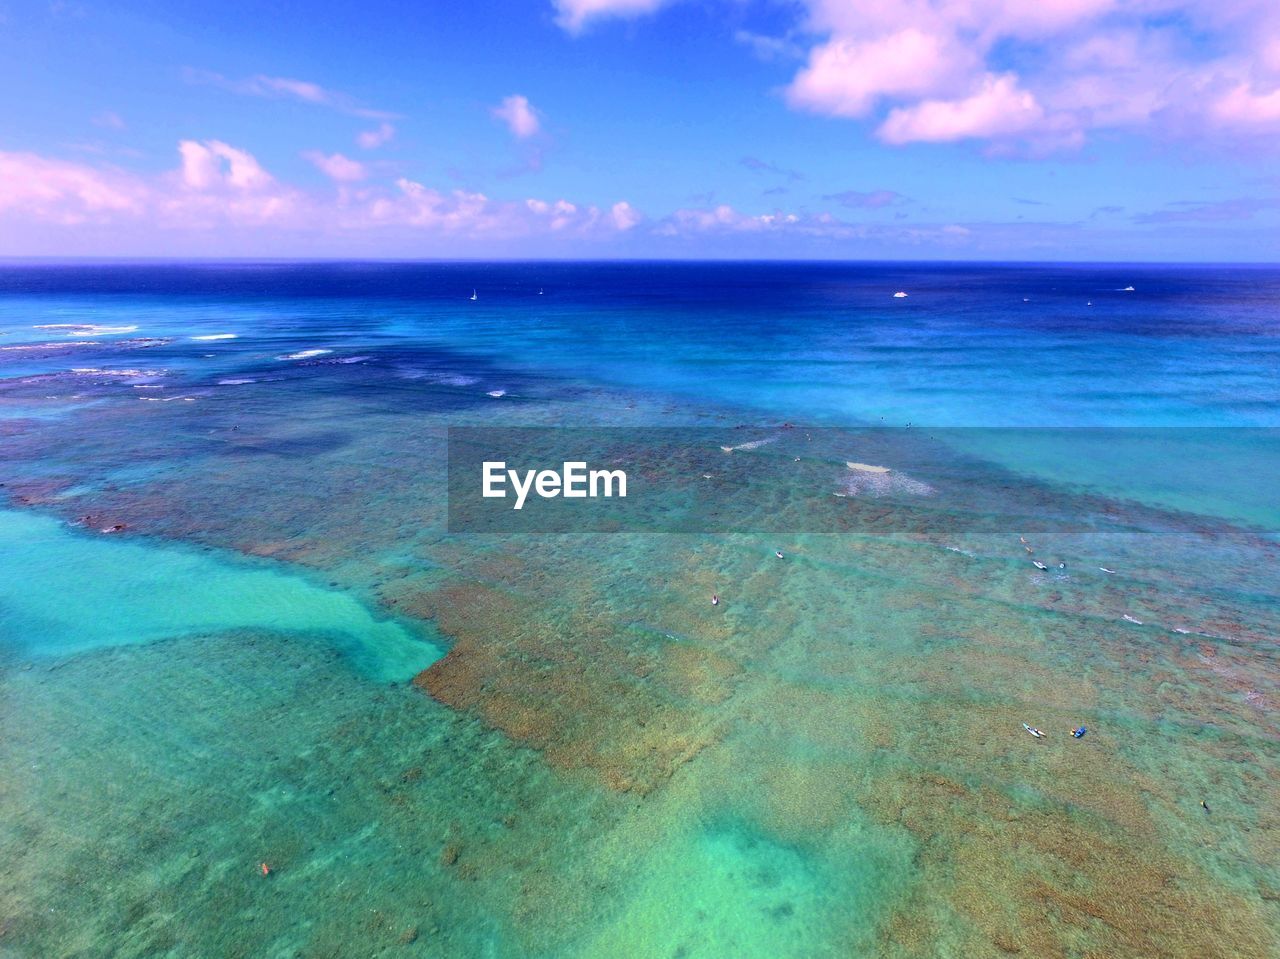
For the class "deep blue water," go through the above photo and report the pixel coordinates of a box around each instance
[3,260,1278,429]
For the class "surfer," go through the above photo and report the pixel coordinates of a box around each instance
[711,594,719,606]
[775,550,784,559]
[1023,723,1045,738]
[1072,726,1087,738]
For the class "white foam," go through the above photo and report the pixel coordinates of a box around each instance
[68,367,166,381]
[277,348,333,360]
[486,389,507,398]
[217,378,255,386]
[839,468,934,498]
[720,436,777,453]
[35,323,139,336]
[192,333,238,341]
[2,341,96,351]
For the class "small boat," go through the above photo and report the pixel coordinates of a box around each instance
[893,291,908,298]
[1023,723,1045,738]
[469,289,478,301]
[538,288,544,295]
[1121,285,1135,292]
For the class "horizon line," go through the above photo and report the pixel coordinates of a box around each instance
[2,256,1279,268]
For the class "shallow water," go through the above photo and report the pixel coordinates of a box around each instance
[1,263,1277,958]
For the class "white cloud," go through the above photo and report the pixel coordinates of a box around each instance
[491,95,541,139]
[356,122,396,149]
[303,151,368,182]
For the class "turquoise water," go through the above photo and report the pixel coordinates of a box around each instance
[1,262,1277,958]
[0,509,442,680]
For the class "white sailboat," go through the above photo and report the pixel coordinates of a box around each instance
[469,289,477,301]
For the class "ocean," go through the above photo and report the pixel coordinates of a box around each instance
[1,261,1277,958]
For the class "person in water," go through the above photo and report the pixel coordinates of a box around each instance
[711,594,719,606]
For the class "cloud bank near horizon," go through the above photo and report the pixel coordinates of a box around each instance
[0,140,1007,256]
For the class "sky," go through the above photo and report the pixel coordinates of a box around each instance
[1,0,1279,260]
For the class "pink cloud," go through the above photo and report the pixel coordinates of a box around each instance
[0,151,146,224]
[611,200,640,230]
[491,95,541,139]
[178,140,274,191]
[654,204,804,235]
[660,2,1280,149]
[1211,81,1280,127]
[91,110,126,130]
[0,143,642,245]
[787,29,971,117]
[303,151,368,182]
[184,69,398,120]
[356,122,396,149]
[823,189,908,208]
[877,73,1047,144]
[650,202,980,248]
[553,0,676,33]
[580,0,1280,150]
[788,0,1280,148]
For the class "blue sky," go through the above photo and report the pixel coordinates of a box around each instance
[1,0,1279,259]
